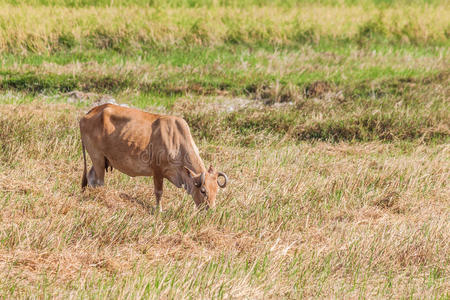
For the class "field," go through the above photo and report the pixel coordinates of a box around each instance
[0,0,449,298]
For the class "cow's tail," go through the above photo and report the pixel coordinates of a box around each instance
[81,140,88,190]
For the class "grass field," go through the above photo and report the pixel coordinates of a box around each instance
[0,1,449,298]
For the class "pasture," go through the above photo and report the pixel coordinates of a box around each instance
[0,0,449,298]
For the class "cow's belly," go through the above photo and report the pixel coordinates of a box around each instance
[107,153,153,177]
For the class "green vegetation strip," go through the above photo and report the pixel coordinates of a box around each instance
[0,44,448,144]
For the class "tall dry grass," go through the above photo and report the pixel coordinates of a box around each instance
[0,4,449,53]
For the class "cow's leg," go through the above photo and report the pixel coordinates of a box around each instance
[86,152,106,187]
[153,175,163,212]
[87,166,97,186]
[87,166,105,187]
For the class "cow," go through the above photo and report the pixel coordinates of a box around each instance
[79,103,228,211]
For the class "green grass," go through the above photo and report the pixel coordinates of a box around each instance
[1,43,448,144]
[1,44,447,93]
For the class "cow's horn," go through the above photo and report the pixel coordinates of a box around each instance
[217,172,228,188]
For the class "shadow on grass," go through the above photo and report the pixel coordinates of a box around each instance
[118,192,156,215]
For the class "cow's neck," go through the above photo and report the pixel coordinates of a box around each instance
[186,150,206,174]
[163,148,206,194]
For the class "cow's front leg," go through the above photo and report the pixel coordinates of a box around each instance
[153,175,163,212]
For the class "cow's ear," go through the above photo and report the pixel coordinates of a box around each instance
[184,166,196,178]
[208,165,215,174]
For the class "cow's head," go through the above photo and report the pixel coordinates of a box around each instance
[184,165,227,209]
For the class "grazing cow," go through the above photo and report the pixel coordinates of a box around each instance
[79,103,228,210]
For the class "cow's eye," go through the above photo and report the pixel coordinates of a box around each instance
[200,187,206,194]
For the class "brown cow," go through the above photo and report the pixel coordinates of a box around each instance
[79,103,228,210]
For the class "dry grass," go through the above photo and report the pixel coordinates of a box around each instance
[0,4,449,53]
[0,100,448,298]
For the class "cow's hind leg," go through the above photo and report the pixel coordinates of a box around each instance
[87,167,105,187]
[86,151,106,187]
[153,175,163,212]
